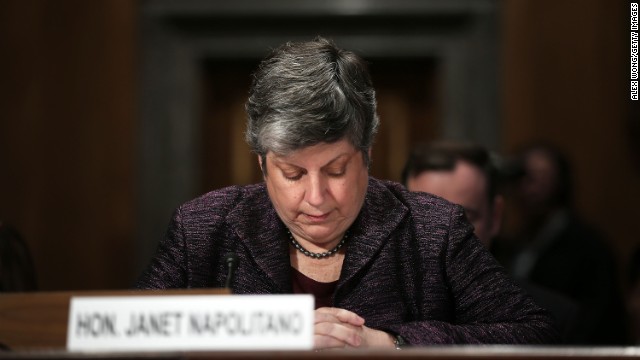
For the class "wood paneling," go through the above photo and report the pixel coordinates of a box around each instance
[0,1,136,290]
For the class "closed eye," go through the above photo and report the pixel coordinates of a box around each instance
[326,168,346,177]
[283,169,305,181]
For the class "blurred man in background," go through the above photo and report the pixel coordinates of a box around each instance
[402,141,503,247]
[0,222,37,292]
[491,142,628,345]
[627,247,640,344]
[402,141,584,344]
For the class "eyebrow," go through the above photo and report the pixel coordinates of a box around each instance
[272,151,354,170]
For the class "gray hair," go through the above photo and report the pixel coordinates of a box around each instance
[245,37,379,167]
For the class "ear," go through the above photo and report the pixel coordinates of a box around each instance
[257,155,266,178]
[490,195,505,239]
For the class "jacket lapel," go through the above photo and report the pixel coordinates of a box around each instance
[227,179,407,295]
[338,179,408,289]
[228,184,292,293]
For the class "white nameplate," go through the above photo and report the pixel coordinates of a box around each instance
[67,294,314,352]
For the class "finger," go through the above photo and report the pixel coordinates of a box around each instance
[315,320,362,347]
[315,307,365,326]
[314,309,342,324]
[314,334,349,350]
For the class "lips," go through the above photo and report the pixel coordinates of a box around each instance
[304,212,330,222]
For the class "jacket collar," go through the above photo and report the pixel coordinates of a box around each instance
[228,178,408,293]
[228,184,292,293]
[338,179,408,289]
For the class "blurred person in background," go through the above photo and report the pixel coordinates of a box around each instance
[626,247,640,344]
[402,141,504,247]
[0,222,37,292]
[491,142,628,345]
[402,141,580,344]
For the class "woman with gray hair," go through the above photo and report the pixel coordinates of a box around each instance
[137,37,558,349]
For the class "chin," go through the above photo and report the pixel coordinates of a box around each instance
[300,225,340,242]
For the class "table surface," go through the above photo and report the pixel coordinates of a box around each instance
[2,346,640,360]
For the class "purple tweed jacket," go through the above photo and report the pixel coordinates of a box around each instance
[136,177,558,345]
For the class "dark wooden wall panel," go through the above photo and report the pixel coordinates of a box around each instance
[0,0,137,290]
[501,0,639,286]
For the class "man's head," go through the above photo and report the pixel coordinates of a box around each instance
[512,142,573,220]
[402,141,504,246]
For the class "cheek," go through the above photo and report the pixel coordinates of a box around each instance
[323,177,345,198]
[471,220,486,235]
[270,181,304,211]
[286,191,304,206]
[470,215,492,237]
[334,172,367,210]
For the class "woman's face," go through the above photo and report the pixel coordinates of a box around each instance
[261,139,369,247]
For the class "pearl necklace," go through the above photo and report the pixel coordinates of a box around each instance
[287,230,348,259]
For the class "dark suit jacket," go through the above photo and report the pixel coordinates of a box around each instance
[136,178,558,345]
[493,211,628,345]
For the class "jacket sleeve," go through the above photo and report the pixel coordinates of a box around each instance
[386,205,560,345]
[134,207,189,289]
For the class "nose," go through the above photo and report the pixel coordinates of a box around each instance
[305,173,326,207]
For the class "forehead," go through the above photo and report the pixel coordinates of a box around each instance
[267,139,359,166]
[408,160,489,204]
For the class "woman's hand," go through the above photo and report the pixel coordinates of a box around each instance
[313,307,396,350]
